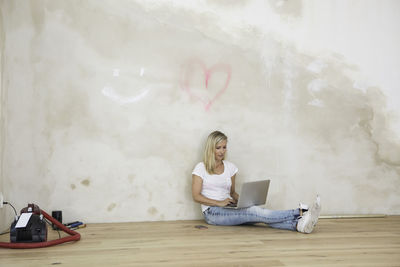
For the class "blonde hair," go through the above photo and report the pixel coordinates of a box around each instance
[203,131,227,174]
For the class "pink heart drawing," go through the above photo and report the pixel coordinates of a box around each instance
[182,59,232,111]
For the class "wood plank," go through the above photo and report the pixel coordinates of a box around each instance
[0,217,399,266]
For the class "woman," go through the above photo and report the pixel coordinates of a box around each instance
[192,131,321,233]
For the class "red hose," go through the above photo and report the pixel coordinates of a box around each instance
[0,209,81,249]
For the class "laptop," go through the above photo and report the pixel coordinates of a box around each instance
[225,179,270,209]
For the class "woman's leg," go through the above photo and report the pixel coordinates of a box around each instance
[203,206,300,231]
[268,220,298,231]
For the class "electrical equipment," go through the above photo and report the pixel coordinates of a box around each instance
[10,213,47,243]
[0,203,81,249]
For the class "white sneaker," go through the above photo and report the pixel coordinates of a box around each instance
[310,195,321,226]
[297,195,321,234]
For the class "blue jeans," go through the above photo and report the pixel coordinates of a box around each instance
[203,206,300,231]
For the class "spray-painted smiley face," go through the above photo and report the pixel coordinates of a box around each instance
[102,68,149,105]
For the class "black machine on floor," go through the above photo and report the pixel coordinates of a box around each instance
[10,204,47,243]
[0,203,80,249]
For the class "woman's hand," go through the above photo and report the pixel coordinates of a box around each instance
[231,192,239,203]
[218,198,236,207]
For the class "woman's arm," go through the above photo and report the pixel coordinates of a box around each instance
[230,174,239,203]
[192,174,234,207]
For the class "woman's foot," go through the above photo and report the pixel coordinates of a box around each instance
[297,195,321,234]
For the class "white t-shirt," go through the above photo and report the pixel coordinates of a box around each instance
[192,160,238,212]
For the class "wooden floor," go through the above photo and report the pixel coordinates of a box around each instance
[0,216,399,266]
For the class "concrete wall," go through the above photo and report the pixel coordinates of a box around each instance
[0,1,7,232]
[0,0,399,227]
